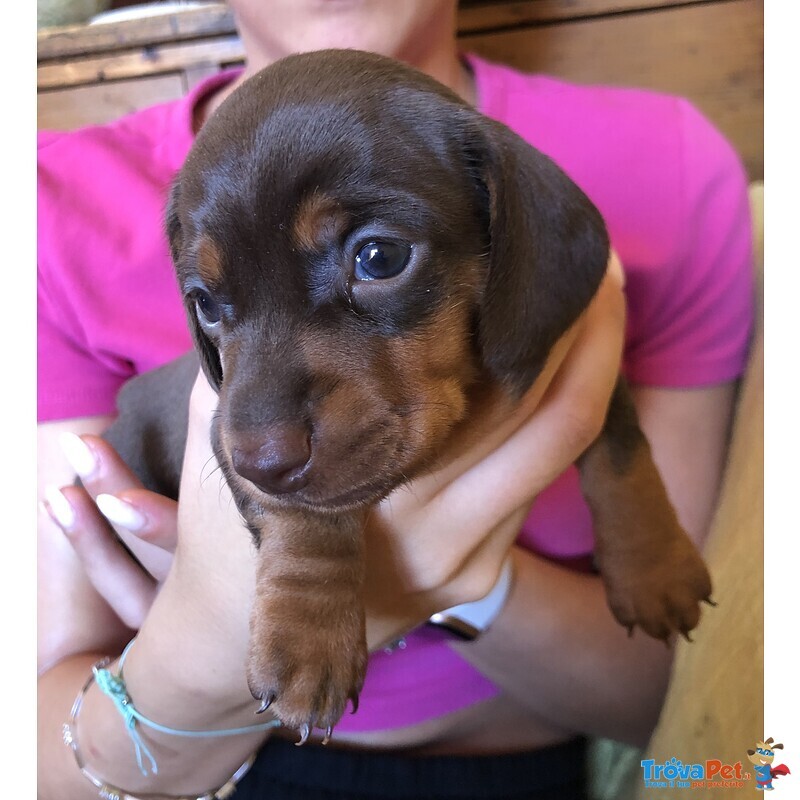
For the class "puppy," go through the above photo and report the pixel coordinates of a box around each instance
[105,49,713,742]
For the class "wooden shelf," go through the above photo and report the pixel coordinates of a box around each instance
[37,0,762,178]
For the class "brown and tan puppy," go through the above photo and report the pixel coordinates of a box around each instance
[105,49,713,743]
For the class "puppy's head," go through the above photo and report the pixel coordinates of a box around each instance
[166,50,609,512]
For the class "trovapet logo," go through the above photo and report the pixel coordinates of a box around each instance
[640,758,750,790]
[641,738,791,791]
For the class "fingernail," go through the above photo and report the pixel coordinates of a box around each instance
[96,494,147,532]
[43,486,76,530]
[58,432,98,480]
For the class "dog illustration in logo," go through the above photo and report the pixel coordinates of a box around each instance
[747,738,791,791]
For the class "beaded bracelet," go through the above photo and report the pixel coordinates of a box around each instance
[63,650,279,800]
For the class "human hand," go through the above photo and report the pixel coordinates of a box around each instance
[54,248,623,663]
[158,251,625,656]
[129,371,260,710]
[43,433,180,629]
[362,252,626,647]
[37,401,271,797]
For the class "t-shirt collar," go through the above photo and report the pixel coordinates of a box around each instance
[163,66,244,171]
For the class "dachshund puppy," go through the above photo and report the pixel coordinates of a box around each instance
[105,49,713,742]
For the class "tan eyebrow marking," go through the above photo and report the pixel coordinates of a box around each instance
[196,236,224,284]
[292,192,349,253]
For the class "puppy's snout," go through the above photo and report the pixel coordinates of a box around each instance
[232,422,312,495]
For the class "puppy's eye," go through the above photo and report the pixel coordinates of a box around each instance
[354,242,410,280]
[194,289,222,325]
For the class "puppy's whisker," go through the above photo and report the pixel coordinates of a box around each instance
[200,455,223,486]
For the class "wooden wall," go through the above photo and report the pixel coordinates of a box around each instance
[459,0,763,179]
[37,0,763,178]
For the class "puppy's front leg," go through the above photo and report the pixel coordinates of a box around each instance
[245,507,368,740]
[577,379,713,641]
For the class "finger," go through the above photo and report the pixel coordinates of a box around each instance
[499,249,625,431]
[171,379,258,605]
[606,248,626,288]
[382,319,585,524]
[501,249,625,431]
[188,368,219,429]
[98,489,180,556]
[447,511,527,608]
[58,430,141,496]
[92,491,178,582]
[57,432,176,576]
[503,250,625,434]
[42,484,157,629]
[437,259,626,534]
[460,256,625,510]
[381,254,623,516]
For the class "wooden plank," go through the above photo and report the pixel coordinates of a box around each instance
[184,63,222,90]
[36,0,762,177]
[38,35,244,89]
[637,185,763,800]
[37,0,704,61]
[37,73,185,130]
[457,0,708,34]
[38,3,235,61]
[461,0,763,177]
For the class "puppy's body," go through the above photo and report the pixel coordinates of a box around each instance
[106,50,712,738]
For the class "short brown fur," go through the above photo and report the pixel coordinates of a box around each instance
[196,236,224,285]
[104,49,714,741]
[292,192,350,254]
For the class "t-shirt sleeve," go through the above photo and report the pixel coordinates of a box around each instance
[37,132,128,422]
[622,99,755,388]
[37,262,127,422]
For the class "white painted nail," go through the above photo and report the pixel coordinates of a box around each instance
[58,432,98,480]
[44,486,76,530]
[96,494,147,532]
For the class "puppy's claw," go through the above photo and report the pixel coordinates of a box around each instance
[295,724,311,747]
[626,624,635,639]
[703,597,718,607]
[322,726,333,745]
[256,693,276,714]
[681,630,694,644]
[349,692,360,715]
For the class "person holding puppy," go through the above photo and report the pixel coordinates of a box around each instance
[38,1,753,798]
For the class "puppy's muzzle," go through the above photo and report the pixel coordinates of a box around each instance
[231,422,312,495]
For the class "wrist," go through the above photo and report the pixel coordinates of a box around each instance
[76,651,269,796]
[130,550,256,713]
[127,627,256,727]
[427,555,514,640]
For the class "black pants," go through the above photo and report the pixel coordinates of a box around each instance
[234,737,587,800]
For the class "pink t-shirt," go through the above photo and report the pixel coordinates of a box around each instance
[37,55,754,732]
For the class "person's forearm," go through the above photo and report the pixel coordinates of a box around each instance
[38,557,273,800]
[38,652,269,800]
[453,546,673,746]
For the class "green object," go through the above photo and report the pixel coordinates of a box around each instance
[37,0,111,29]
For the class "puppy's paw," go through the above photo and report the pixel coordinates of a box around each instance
[246,597,367,742]
[600,527,714,642]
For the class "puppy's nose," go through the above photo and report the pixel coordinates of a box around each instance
[231,423,311,494]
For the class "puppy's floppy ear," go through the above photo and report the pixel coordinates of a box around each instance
[470,116,610,396]
[165,179,224,391]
